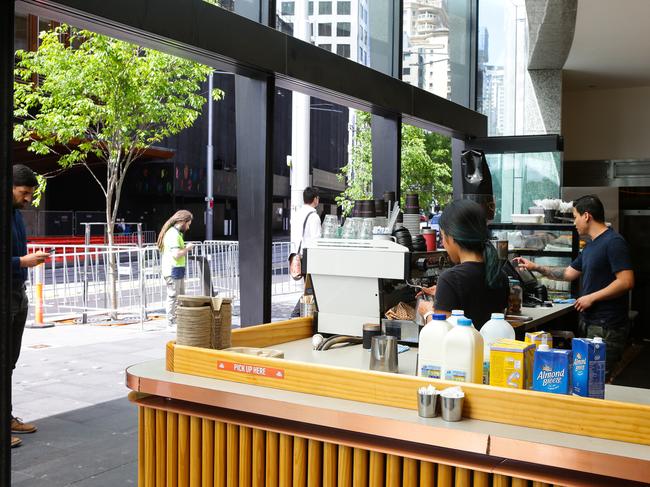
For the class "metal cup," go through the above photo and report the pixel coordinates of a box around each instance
[440,396,464,422]
[369,335,398,373]
[417,390,438,418]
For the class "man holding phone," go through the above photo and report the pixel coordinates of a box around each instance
[10,165,50,448]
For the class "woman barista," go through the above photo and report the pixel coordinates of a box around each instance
[418,199,508,329]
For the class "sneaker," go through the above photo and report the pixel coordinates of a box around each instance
[11,436,22,448]
[11,417,37,434]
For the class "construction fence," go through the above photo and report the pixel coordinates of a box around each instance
[26,240,300,323]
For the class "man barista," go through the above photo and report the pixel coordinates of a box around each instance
[515,195,634,376]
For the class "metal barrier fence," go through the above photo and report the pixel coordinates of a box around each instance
[26,240,299,322]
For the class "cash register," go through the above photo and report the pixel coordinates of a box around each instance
[504,258,549,307]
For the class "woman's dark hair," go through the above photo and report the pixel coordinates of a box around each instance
[439,199,503,289]
[13,164,38,187]
[573,194,605,222]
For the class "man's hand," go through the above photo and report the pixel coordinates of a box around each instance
[574,294,595,312]
[20,251,50,268]
[418,299,434,317]
[416,285,436,298]
[513,256,536,272]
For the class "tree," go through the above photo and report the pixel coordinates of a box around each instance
[14,26,223,316]
[336,111,452,215]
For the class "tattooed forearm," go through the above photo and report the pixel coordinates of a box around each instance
[535,266,567,281]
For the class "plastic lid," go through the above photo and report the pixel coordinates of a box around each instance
[457,318,472,327]
[490,313,505,320]
[592,336,603,344]
[451,310,465,316]
[538,343,551,351]
[432,314,447,321]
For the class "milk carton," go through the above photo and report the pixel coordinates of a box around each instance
[525,331,553,349]
[532,344,572,394]
[489,339,535,389]
[572,337,606,399]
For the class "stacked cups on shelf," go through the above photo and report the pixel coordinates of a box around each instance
[403,193,422,237]
[321,214,339,238]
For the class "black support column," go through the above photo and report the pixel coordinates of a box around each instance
[371,114,402,200]
[235,75,273,326]
[451,137,466,200]
[0,2,14,481]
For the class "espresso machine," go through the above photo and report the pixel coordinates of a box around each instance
[303,239,449,337]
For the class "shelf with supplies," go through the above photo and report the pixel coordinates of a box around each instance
[489,222,580,298]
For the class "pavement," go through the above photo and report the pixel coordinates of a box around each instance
[10,293,300,486]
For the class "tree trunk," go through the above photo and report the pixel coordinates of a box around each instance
[106,222,118,320]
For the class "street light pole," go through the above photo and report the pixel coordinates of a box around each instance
[206,71,214,241]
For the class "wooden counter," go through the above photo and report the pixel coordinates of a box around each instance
[127,317,650,486]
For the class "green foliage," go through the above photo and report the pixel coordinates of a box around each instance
[14,25,222,231]
[335,111,452,216]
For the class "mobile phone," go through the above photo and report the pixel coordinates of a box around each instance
[48,248,56,254]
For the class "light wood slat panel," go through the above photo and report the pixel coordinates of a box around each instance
[323,442,337,487]
[170,343,650,445]
[155,409,166,487]
[293,436,307,487]
[189,416,202,487]
[178,414,190,487]
[201,420,214,487]
[239,426,252,487]
[419,461,435,487]
[386,454,402,487]
[144,407,156,487]
[226,423,239,487]
[368,451,385,487]
[474,470,491,487]
[279,433,293,487]
[166,412,179,487]
[252,428,266,487]
[493,474,510,487]
[512,478,529,487]
[337,445,352,487]
[437,464,453,487]
[307,439,322,487]
[455,467,472,487]
[352,448,368,486]
[230,318,313,347]
[532,483,550,487]
[138,407,145,487]
[402,457,418,487]
[214,422,227,487]
[265,431,279,487]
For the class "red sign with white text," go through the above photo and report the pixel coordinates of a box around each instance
[217,360,285,379]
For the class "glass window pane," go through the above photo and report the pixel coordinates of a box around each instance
[336,44,350,58]
[337,1,351,15]
[318,44,332,51]
[402,0,472,107]
[281,2,294,16]
[14,14,28,52]
[336,22,351,37]
[308,2,314,15]
[318,23,332,36]
[319,1,332,15]
[485,152,562,223]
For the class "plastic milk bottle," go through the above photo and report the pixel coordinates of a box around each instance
[480,313,515,384]
[418,314,452,379]
[446,310,467,327]
[442,318,484,383]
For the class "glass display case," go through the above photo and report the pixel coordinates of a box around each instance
[489,223,580,299]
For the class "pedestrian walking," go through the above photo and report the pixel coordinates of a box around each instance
[10,165,50,448]
[157,210,194,328]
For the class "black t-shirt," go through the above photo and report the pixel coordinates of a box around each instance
[434,262,509,329]
[570,227,632,322]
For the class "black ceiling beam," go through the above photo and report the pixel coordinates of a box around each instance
[468,135,564,154]
[17,0,486,139]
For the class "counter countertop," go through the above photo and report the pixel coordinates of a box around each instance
[515,302,575,330]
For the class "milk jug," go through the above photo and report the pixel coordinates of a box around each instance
[446,310,467,327]
[418,314,452,379]
[479,313,515,384]
[442,318,484,383]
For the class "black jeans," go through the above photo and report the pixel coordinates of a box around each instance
[579,316,629,377]
[10,285,29,417]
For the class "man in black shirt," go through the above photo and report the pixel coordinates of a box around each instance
[516,195,634,376]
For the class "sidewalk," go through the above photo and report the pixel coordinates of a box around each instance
[11,293,300,486]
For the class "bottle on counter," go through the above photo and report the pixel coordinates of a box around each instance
[442,318,484,383]
[508,279,522,314]
[479,313,516,384]
[447,309,467,327]
[417,313,452,379]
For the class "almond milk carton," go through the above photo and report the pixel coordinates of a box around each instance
[572,337,606,399]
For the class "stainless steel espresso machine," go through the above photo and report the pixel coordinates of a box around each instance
[303,239,449,337]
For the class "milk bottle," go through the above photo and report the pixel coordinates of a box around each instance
[442,318,484,383]
[479,313,515,384]
[446,310,467,327]
[418,314,452,379]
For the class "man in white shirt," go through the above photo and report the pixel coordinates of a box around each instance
[290,187,321,317]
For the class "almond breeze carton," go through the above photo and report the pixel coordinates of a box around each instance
[532,344,572,394]
[572,337,606,399]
